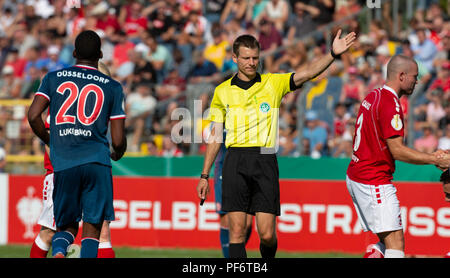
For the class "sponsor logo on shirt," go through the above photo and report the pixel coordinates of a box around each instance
[362,100,371,110]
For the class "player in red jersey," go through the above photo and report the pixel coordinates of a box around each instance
[346,54,450,258]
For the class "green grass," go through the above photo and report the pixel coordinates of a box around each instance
[0,244,361,258]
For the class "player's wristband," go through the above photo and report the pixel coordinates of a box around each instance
[330,48,341,59]
[200,174,209,180]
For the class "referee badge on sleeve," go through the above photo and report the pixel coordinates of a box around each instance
[391,114,403,131]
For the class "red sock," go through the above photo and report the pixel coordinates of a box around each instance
[30,237,49,258]
[97,242,115,258]
[97,247,115,258]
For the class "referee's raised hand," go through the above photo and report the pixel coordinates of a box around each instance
[332,29,357,57]
[292,29,357,87]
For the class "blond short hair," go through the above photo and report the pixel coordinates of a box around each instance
[98,61,111,76]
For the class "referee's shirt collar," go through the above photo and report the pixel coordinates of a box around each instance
[231,73,261,90]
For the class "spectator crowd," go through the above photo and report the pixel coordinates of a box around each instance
[0,0,449,170]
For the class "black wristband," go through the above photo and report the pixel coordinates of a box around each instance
[200,174,209,180]
[330,48,340,59]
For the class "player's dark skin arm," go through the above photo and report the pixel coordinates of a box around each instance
[27,95,50,145]
[110,118,126,161]
[386,136,450,168]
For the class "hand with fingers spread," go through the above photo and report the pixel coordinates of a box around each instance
[291,28,358,86]
[332,29,357,57]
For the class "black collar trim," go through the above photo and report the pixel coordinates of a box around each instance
[230,73,261,90]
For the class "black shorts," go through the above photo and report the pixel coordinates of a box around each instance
[222,147,280,216]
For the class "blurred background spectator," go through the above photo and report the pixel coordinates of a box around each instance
[339,66,365,107]
[256,0,290,33]
[125,83,157,152]
[414,124,438,153]
[303,110,328,159]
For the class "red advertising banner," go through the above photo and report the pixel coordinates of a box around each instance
[7,175,450,256]
[8,175,45,244]
[277,180,450,256]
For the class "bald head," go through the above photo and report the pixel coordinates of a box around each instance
[385,54,418,96]
[386,54,417,81]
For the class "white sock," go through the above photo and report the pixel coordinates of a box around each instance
[35,235,50,251]
[385,249,405,258]
[98,241,112,249]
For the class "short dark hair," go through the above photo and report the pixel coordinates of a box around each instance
[74,30,102,61]
[232,34,260,57]
[334,102,346,109]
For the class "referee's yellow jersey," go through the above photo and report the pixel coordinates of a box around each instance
[208,72,298,148]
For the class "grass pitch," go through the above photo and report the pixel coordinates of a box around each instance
[0,244,360,258]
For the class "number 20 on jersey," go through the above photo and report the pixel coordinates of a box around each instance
[55,81,104,126]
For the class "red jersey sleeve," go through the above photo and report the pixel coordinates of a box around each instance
[378,93,404,140]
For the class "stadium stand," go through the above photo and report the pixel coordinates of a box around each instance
[0,0,449,173]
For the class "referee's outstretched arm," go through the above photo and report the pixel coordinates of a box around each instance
[292,29,357,87]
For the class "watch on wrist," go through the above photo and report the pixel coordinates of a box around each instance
[200,174,209,180]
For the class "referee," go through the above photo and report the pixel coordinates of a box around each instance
[197,31,356,258]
